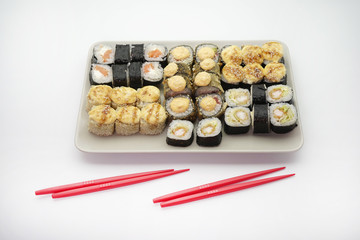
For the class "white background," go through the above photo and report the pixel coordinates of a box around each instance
[1,0,359,239]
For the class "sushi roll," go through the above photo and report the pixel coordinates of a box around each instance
[253,104,270,133]
[88,105,117,136]
[196,117,222,147]
[163,62,192,78]
[163,75,193,99]
[141,62,164,86]
[269,103,297,133]
[262,42,284,64]
[263,62,287,86]
[241,45,264,65]
[89,64,113,87]
[128,62,143,89]
[242,63,264,87]
[139,103,167,135]
[131,44,144,62]
[193,58,221,77]
[220,45,242,66]
[266,85,293,104]
[195,43,219,63]
[251,84,267,105]
[165,95,196,122]
[115,106,140,136]
[109,86,137,109]
[86,85,112,112]
[168,45,194,67]
[193,72,223,93]
[136,86,161,109]
[115,44,130,64]
[221,62,245,90]
[92,44,115,64]
[225,88,251,108]
[196,93,226,119]
[166,120,194,147]
[194,86,222,98]
[144,43,167,66]
[224,107,251,134]
[112,64,127,87]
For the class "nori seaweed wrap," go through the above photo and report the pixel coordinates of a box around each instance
[128,62,142,89]
[115,44,130,64]
[131,44,144,62]
[112,64,128,87]
[196,117,222,147]
[253,104,270,133]
[251,84,267,105]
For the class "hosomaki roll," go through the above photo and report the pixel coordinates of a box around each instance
[112,64,128,87]
[110,86,137,109]
[166,120,194,147]
[139,103,167,135]
[251,84,267,105]
[141,62,164,86]
[165,95,196,122]
[88,105,117,136]
[263,62,287,86]
[89,64,113,87]
[196,117,222,147]
[224,107,251,134]
[253,104,270,133]
[115,44,130,64]
[194,43,219,63]
[221,62,245,90]
[131,44,144,62]
[128,62,143,89]
[86,85,112,112]
[266,85,293,104]
[92,44,115,64]
[144,43,167,67]
[168,45,194,67]
[269,103,297,134]
[225,88,251,108]
[115,106,140,136]
[262,42,284,65]
[136,86,161,109]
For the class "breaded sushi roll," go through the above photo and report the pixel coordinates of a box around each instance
[109,87,137,109]
[163,75,193,99]
[269,103,297,133]
[89,64,113,86]
[196,117,222,147]
[225,88,251,108]
[221,62,245,90]
[88,105,117,136]
[144,43,167,66]
[263,62,287,86]
[165,95,196,122]
[196,93,226,119]
[166,120,194,147]
[163,62,192,78]
[193,58,221,77]
[224,107,251,134]
[139,103,167,135]
[241,45,264,65]
[168,45,194,67]
[115,106,140,136]
[266,85,293,104]
[86,85,112,112]
[193,72,223,93]
[262,42,284,64]
[141,62,163,86]
[243,63,264,86]
[92,44,115,64]
[136,86,161,109]
[220,45,242,65]
[195,43,219,63]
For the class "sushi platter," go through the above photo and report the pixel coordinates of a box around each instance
[75,40,303,153]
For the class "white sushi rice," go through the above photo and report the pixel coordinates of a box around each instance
[270,103,297,126]
[141,62,163,82]
[266,85,293,103]
[225,88,251,107]
[225,107,251,127]
[197,117,222,137]
[144,44,167,61]
[198,94,222,117]
[165,96,194,119]
[91,64,113,84]
[93,44,114,64]
[167,120,194,140]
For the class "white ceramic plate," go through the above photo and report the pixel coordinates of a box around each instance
[75,40,303,153]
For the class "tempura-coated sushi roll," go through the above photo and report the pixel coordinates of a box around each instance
[92,44,115,64]
[165,95,196,122]
[86,85,112,112]
[166,120,194,147]
[115,44,130,64]
[163,62,192,78]
[88,105,117,136]
[168,45,194,67]
[139,103,167,135]
[196,93,226,119]
[89,64,113,86]
[221,62,245,90]
[115,106,140,136]
[141,62,163,86]
[110,86,137,109]
[144,43,167,66]
[131,44,144,62]
[112,64,128,87]
[193,58,221,77]
[225,88,251,108]
[163,75,193,99]
[220,45,242,66]
[193,72,223,93]
[136,86,161,109]
[224,107,251,134]
[262,42,284,65]
[266,85,293,104]
[253,104,270,133]
[263,62,287,86]
[196,117,222,147]
[195,43,219,63]
[242,63,264,87]
[241,45,264,65]
[128,62,143,89]
[251,84,267,104]
[269,103,297,134]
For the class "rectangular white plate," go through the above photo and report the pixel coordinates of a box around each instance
[75,40,303,153]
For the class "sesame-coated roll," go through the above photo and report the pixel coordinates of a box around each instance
[139,103,167,135]
[109,87,137,109]
[86,85,112,112]
[115,106,140,136]
[88,105,117,136]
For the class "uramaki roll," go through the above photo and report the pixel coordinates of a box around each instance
[86,85,112,112]
[139,103,167,135]
[115,106,140,136]
[88,105,117,136]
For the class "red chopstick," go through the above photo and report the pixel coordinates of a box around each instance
[160,173,295,208]
[153,167,285,203]
[35,169,174,195]
[52,169,189,199]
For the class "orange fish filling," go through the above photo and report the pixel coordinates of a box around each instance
[148,49,162,59]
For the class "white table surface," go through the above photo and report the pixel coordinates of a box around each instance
[1,0,359,239]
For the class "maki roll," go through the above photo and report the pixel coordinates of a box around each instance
[193,72,223,93]
[196,93,226,119]
[195,43,219,63]
[128,62,143,89]
[165,95,196,122]
[144,43,167,66]
[225,88,251,108]
[253,104,270,133]
[115,106,140,136]
[115,44,130,64]
[139,103,167,135]
[224,107,251,134]
[196,117,222,147]
[251,84,267,104]
[163,75,193,99]
[110,86,137,109]
[89,64,113,87]
[112,64,127,87]
[262,42,284,64]
[241,45,264,65]
[166,120,194,147]
[266,85,293,104]
[136,86,161,109]
[141,62,163,86]
[92,44,114,64]
[243,63,264,88]
[220,45,242,66]
[163,62,192,78]
[263,62,287,86]
[168,45,194,67]
[131,44,144,62]
[193,58,221,77]
[194,86,221,98]
[86,85,112,112]
[269,103,297,133]
[221,62,245,90]
[88,105,117,136]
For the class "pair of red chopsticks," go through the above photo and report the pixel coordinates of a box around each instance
[153,167,294,207]
[35,169,189,198]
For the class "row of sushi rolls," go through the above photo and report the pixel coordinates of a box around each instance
[86,41,297,147]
